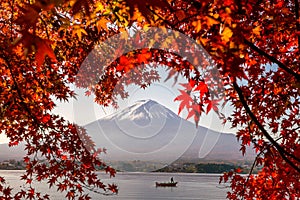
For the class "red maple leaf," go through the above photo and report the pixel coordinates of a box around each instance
[193,81,209,98]
[174,89,193,115]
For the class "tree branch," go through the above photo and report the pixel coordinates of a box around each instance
[10,0,14,41]
[244,39,300,82]
[233,81,300,173]
[1,54,39,125]
[243,135,284,192]
[295,0,300,49]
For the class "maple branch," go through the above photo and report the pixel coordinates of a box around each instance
[9,0,14,41]
[147,7,176,28]
[295,0,300,49]
[241,154,261,199]
[40,15,50,39]
[200,14,300,81]
[1,53,39,126]
[244,39,300,82]
[243,135,283,192]
[81,183,116,196]
[233,81,300,173]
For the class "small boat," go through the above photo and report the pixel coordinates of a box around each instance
[155,182,178,187]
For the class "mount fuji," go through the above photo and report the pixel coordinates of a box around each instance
[0,100,255,163]
[84,100,255,163]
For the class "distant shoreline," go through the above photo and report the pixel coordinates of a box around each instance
[0,159,257,174]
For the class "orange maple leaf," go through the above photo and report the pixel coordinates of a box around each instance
[13,31,57,67]
[137,49,152,63]
[126,0,172,20]
[116,56,134,72]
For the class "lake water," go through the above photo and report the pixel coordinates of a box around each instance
[0,171,228,199]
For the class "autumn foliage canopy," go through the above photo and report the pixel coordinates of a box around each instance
[0,0,299,199]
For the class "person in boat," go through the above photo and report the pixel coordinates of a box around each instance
[170,177,174,183]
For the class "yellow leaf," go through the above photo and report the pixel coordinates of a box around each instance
[103,8,111,16]
[253,26,261,36]
[143,24,150,31]
[230,41,235,49]
[69,0,77,7]
[192,20,201,33]
[96,17,109,32]
[132,10,145,22]
[213,13,219,18]
[221,27,233,43]
[199,37,208,46]
[72,25,87,41]
[153,13,160,21]
[207,17,219,26]
[95,2,104,12]
[225,7,231,14]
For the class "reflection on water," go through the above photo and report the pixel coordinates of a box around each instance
[0,171,228,200]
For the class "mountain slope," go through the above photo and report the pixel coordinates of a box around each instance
[85,100,256,163]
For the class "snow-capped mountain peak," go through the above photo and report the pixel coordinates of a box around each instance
[84,100,256,163]
[102,99,179,122]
